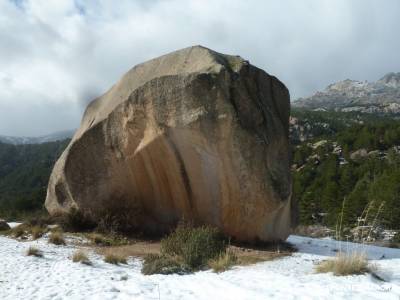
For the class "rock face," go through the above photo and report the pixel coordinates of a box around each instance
[45,46,292,242]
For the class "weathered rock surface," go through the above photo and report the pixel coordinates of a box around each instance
[45,46,292,241]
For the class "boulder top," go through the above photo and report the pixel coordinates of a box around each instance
[80,46,249,134]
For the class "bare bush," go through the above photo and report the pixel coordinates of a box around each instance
[48,231,66,245]
[26,246,43,257]
[72,250,91,265]
[104,253,127,265]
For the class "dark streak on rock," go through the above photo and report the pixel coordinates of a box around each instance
[164,130,194,216]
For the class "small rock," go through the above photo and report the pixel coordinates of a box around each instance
[109,287,120,293]
[0,219,10,231]
[120,275,128,281]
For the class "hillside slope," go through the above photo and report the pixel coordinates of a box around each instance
[291,110,400,231]
[0,140,69,218]
[0,130,74,145]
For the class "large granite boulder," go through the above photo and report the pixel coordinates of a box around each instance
[45,46,292,241]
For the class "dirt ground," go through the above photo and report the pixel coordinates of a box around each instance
[95,239,296,265]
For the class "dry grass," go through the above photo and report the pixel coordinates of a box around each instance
[315,252,372,276]
[229,241,295,267]
[96,239,293,275]
[72,250,91,265]
[208,248,288,273]
[3,223,48,240]
[88,233,111,246]
[86,232,130,247]
[141,254,187,275]
[26,246,43,257]
[11,224,28,238]
[234,249,290,267]
[104,253,128,265]
[237,254,278,265]
[48,231,66,245]
[31,226,46,240]
[95,242,160,258]
[160,225,227,270]
[208,251,238,273]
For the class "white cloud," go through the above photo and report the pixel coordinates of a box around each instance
[0,0,399,136]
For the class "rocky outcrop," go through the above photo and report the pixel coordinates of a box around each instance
[293,72,400,114]
[45,46,292,242]
[350,149,368,160]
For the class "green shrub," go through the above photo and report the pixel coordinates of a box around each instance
[140,224,228,275]
[161,224,227,269]
[141,254,188,275]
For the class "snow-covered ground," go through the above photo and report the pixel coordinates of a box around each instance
[1,231,400,300]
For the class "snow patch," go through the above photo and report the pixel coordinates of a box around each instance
[7,222,22,229]
[0,235,400,299]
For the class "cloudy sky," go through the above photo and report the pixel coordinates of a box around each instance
[1,0,399,136]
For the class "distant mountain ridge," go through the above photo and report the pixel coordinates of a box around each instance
[0,129,74,145]
[293,72,400,114]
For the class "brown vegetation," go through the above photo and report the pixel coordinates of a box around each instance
[141,254,187,275]
[31,226,46,240]
[72,250,91,265]
[138,225,295,275]
[95,241,160,259]
[208,251,238,273]
[86,232,130,247]
[315,252,372,276]
[26,246,43,257]
[103,253,127,265]
[48,231,66,245]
